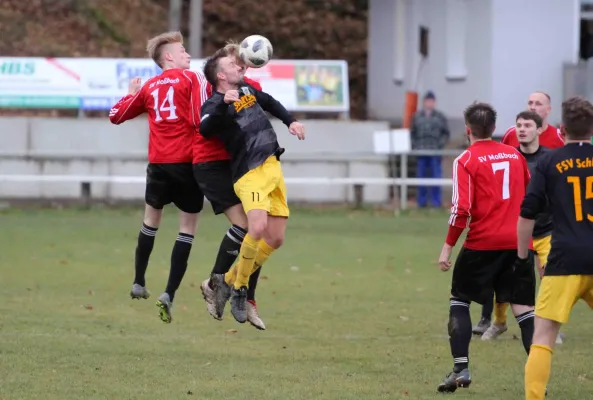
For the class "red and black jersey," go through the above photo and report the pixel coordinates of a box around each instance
[447,140,531,250]
[109,68,211,163]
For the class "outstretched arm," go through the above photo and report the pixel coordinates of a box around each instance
[109,78,146,124]
[251,87,305,140]
[251,88,296,127]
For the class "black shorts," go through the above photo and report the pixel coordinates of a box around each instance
[193,160,241,215]
[451,248,536,306]
[145,163,204,214]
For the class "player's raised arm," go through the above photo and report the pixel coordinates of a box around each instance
[109,77,146,124]
[250,88,305,140]
[251,88,296,127]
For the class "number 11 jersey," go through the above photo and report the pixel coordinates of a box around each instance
[109,68,211,163]
[449,140,531,250]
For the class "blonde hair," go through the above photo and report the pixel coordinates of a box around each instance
[146,31,184,68]
[224,39,243,63]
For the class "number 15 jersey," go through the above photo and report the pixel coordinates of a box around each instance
[449,140,531,250]
[521,142,593,275]
[109,68,211,163]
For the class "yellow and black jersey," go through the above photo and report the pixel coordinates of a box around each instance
[521,142,593,275]
[199,84,296,182]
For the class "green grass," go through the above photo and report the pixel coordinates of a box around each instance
[0,207,592,399]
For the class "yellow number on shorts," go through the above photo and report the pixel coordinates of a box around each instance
[567,176,593,222]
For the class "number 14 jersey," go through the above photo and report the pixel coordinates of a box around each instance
[449,140,531,250]
[109,68,211,163]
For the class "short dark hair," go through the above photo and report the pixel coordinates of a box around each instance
[202,48,229,87]
[561,96,593,140]
[516,110,543,128]
[463,102,497,139]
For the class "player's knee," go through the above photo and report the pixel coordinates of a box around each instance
[247,214,268,239]
[179,211,200,235]
[225,204,247,229]
[265,233,284,249]
[144,204,163,228]
[532,317,561,347]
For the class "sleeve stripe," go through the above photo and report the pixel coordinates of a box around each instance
[449,158,460,226]
[183,69,210,128]
[182,71,196,128]
[199,72,208,106]
[449,150,472,226]
[111,92,142,124]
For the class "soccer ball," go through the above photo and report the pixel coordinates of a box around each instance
[239,35,273,68]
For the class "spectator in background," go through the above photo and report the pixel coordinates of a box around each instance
[411,91,450,208]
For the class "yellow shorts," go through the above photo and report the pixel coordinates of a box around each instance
[233,155,289,217]
[533,235,551,268]
[535,275,593,324]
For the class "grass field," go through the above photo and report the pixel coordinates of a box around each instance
[1,206,592,399]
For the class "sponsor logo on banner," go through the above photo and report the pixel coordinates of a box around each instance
[0,57,349,112]
[0,57,81,108]
[80,58,163,110]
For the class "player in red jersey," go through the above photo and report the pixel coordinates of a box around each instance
[196,42,270,330]
[501,92,564,149]
[109,31,210,324]
[436,102,536,393]
[475,92,561,335]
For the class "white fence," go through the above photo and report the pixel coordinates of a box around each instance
[0,149,460,211]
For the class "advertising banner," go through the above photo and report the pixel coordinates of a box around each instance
[0,58,81,108]
[0,57,349,112]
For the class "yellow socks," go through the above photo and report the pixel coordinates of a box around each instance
[494,302,509,325]
[525,344,553,400]
[251,240,276,274]
[225,234,259,289]
[225,240,277,287]
[224,265,238,286]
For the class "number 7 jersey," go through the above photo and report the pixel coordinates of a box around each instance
[449,140,531,250]
[109,68,211,163]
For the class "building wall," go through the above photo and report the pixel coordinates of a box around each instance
[489,0,580,131]
[367,0,579,135]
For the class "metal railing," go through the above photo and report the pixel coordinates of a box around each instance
[0,149,463,210]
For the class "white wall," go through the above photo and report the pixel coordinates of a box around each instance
[490,0,580,132]
[410,0,493,120]
[367,0,580,135]
[0,117,392,204]
[368,0,492,121]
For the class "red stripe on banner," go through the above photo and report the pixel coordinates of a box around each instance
[46,57,80,81]
[267,64,294,79]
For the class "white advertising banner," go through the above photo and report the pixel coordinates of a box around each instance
[0,57,349,112]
